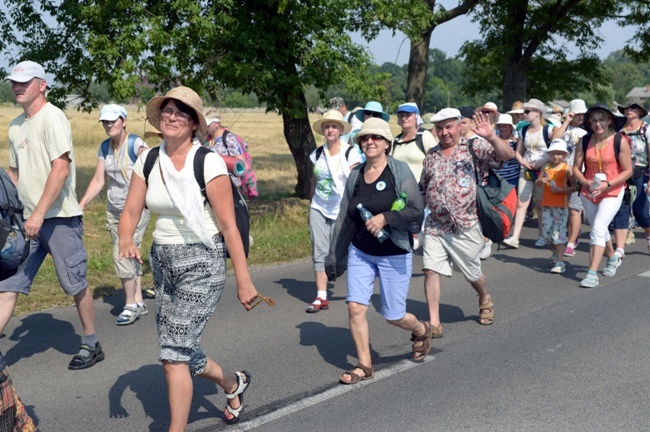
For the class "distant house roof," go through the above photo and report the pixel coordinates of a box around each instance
[626,87,650,99]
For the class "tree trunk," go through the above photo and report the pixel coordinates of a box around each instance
[405,27,434,110]
[502,62,528,110]
[280,89,315,199]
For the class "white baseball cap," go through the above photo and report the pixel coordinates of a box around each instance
[430,108,462,123]
[4,61,47,83]
[98,104,128,122]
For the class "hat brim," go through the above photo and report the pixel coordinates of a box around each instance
[618,104,649,119]
[581,105,626,134]
[312,118,352,136]
[146,94,208,136]
[98,114,123,122]
[355,110,390,123]
[507,109,524,114]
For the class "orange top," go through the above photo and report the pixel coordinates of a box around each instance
[541,162,570,208]
[581,134,625,204]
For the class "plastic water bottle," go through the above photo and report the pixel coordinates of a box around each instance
[390,192,407,211]
[357,203,390,243]
[0,233,16,260]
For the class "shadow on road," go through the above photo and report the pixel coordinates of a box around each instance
[3,313,77,365]
[109,364,224,431]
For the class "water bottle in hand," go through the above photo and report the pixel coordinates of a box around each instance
[357,203,390,243]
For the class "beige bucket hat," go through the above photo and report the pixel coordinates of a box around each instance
[146,86,208,135]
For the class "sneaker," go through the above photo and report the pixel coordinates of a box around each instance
[550,262,566,274]
[479,239,492,260]
[534,237,546,247]
[579,274,599,288]
[625,231,635,245]
[564,246,575,257]
[502,237,519,249]
[602,256,622,277]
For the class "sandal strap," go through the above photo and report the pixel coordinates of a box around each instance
[224,402,243,417]
[119,305,140,316]
[225,371,250,400]
[479,297,494,311]
[354,363,373,378]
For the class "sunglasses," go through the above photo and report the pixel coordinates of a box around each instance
[248,294,276,311]
[481,110,492,115]
[359,134,386,143]
[523,109,535,115]
[364,111,383,118]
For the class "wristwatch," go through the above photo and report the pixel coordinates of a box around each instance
[606,181,611,189]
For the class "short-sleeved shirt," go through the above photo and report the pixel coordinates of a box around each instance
[310,142,362,220]
[98,135,147,213]
[8,102,82,219]
[493,137,520,186]
[390,129,437,181]
[560,125,587,166]
[621,122,650,167]
[541,162,570,208]
[522,125,554,165]
[133,145,228,245]
[419,137,501,236]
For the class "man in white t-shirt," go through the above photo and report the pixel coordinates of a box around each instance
[551,98,588,256]
[0,61,103,370]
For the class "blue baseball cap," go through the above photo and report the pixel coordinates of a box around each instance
[397,102,420,114]
[98,104,128,122]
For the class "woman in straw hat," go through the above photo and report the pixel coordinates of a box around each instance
[612,100,650,255]
[118,86,259,428]
[306,110,361,313]
[79,104,151,326]
[326,118,430,384]
[573,103,633,288]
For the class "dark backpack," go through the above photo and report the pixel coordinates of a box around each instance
[143,146,250,258]
[315,145,354,161]
[222,130,259,200]
[0,169,30,270]
[100,134,139,163]
[520,125,551,147]
[391,127,428,156]
[468,140,517,243]
[581,132,623,165]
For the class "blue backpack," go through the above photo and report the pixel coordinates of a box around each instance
[0,169,29,270]
[100,134,139,163]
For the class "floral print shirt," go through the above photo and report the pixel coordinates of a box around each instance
[419,137,501,235]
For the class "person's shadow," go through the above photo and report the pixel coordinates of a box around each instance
[2,313,77,365]
[109,364,223,431]
[276,278,345,303]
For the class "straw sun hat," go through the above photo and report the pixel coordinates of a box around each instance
[312,110,352,136]
[146,86,209,135]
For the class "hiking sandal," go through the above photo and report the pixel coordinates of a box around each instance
[339,363,374,385]
[116,305,141,326]
[68,342,105,370]
[478,297,494,325]
[410,323,443,341]
[224,371,251,424]
[412,321,432,361]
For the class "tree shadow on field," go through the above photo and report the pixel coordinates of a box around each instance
[2,313,77,365]
[109,364,223,431]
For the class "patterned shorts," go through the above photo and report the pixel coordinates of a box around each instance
[150,236,227,376]
[541,207,568,245]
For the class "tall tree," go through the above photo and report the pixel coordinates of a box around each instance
[2,0,386,198]
[460,0,621,108]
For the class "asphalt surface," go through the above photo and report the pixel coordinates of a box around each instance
[2,224,649,432]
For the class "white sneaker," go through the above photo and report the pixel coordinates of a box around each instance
[502,237,519,249]
[550,262,566,274]
[534,237,546,247]
[479,239,492,260]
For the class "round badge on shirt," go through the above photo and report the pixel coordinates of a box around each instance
[458,177,470,187]
[376,181,386,191]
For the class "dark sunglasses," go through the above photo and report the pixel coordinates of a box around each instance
[359,134,385,143]
[364,111,383,118]
[524,109,533,115]
[481,110,492,115]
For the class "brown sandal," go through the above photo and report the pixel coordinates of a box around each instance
[479,296,494,325]
[410,323,443,341]
[412,321,431,361]
[339,363,374,385]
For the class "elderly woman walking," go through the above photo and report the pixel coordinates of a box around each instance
[326,118,429,385]
[306,110,361,312]
[572,104,633,288]
[118,87,259,429]
[79,104,150,325]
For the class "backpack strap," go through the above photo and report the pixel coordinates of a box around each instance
[316,145,353,161]
[193,146,211,200]
[581,132,623,165]
[391,127,427,156]
[521,125,528,142]
[100,138,110,159]
[543,125,551,147]
[345,146,353,160]
[143,147,160,186]
[101,134,139,163]
[468,138,481,184]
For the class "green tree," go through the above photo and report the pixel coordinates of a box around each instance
[460,0,620,108]
[3,0,386,198]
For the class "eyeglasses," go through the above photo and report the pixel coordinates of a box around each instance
[364,111,383,118]
[359,134,385,143]
[248,294,276,311]
[397,112,415,118]
[160,108,192,122]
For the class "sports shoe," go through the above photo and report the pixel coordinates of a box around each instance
[564,246,575,257]
[550,262,566,274]
[479,239,492,260]
[625,231,635,245]
[534,237,546,247]
[602,256,622,277]
[502,237,519,249]
[579,274,599,288]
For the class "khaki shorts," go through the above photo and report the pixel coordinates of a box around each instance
[422,223,483,282]
[107,209,150,279]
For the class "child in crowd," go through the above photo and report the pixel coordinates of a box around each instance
[536,139,574,273]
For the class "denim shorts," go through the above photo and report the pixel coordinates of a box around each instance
[0,216,88,296]
[346,245,412,321]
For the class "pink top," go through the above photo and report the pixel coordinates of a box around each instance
[581,134,624,204]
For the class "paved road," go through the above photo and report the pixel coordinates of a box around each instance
[2,225,649,431]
